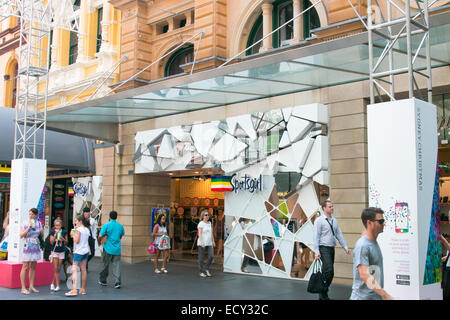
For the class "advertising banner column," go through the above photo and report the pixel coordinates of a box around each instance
[368,98,442,300]
[8,159,47,263]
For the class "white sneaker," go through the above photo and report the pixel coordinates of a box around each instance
[161,268,168,274]
[155,269,161,274]
[50,284,55,291]
[199,272,207,278]
[54,286,60,292]
[205,270,212,277]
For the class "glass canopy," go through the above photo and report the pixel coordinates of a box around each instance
[47,20,450,125]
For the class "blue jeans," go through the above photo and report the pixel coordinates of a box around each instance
[319,246,335,297]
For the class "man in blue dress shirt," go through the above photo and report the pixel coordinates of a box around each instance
[313,200,351,300]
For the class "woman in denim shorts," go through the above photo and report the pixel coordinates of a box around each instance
[66,215,90,296]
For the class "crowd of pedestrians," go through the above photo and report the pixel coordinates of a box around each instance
[14,208,124,296]
[1,200,448,300]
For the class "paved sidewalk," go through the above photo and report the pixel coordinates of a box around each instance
[0,257,352,300]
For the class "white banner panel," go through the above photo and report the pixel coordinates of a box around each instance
[368,98,442,300]
[8,159,47,263]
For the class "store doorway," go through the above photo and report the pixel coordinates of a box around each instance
[169,176,225,264]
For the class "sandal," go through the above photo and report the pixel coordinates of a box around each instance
[29,287,39,293]
[21,289,30,295]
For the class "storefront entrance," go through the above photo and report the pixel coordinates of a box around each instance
[169,175,225,264]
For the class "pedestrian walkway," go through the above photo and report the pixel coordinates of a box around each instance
[0,257,352,300]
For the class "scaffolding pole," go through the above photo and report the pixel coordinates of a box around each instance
[365,0,433,104]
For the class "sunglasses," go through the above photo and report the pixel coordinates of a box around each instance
[371,219,385,225]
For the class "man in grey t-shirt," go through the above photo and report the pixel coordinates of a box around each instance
[350,207,393,300]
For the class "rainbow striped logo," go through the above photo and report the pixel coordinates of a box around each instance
[210,176,233,192]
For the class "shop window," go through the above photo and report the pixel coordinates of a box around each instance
[164,45,194,77]
[96,7,103,53]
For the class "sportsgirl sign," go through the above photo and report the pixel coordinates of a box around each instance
[230,174,263,193]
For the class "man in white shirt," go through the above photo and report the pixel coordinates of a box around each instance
[313,200,351,300]
[82,207,98,271]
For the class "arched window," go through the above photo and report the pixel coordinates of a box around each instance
[4,60,18,108]
[164,45,194,77]
[96,7,103,53]
[246,0,320,55]
[303,0,320,39]
[12,62,18,108]
[246,15,263,56]
[277,1,294,47]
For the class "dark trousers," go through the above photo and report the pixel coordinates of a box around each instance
[319,246,335,298]
[198,246,214,273]
[99,251,121,285]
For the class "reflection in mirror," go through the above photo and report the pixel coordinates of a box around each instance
[290,241,313,278]
[271,250,286,272]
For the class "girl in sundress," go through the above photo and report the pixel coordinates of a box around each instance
[20,208,44,295]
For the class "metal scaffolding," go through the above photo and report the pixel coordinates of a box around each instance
[351,0,434,104]
[0,0,80,159]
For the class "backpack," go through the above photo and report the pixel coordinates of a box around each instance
[43,234,52,261]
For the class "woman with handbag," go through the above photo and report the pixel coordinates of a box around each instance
[49,218,68,292]
[152,213,170,274]
[20,208,43,295]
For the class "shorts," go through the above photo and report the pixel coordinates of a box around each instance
[51,251,65,260]
[73,253,89,263]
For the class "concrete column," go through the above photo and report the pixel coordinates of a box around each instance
[291,0,304,43]
[49,12,59,71]
[260,2,273,52]
[99,0,114,53]
[76,0,90,63]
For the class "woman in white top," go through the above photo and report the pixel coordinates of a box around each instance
[66,215,90,296]
[197,210,215,277]
[152,213,170,274]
